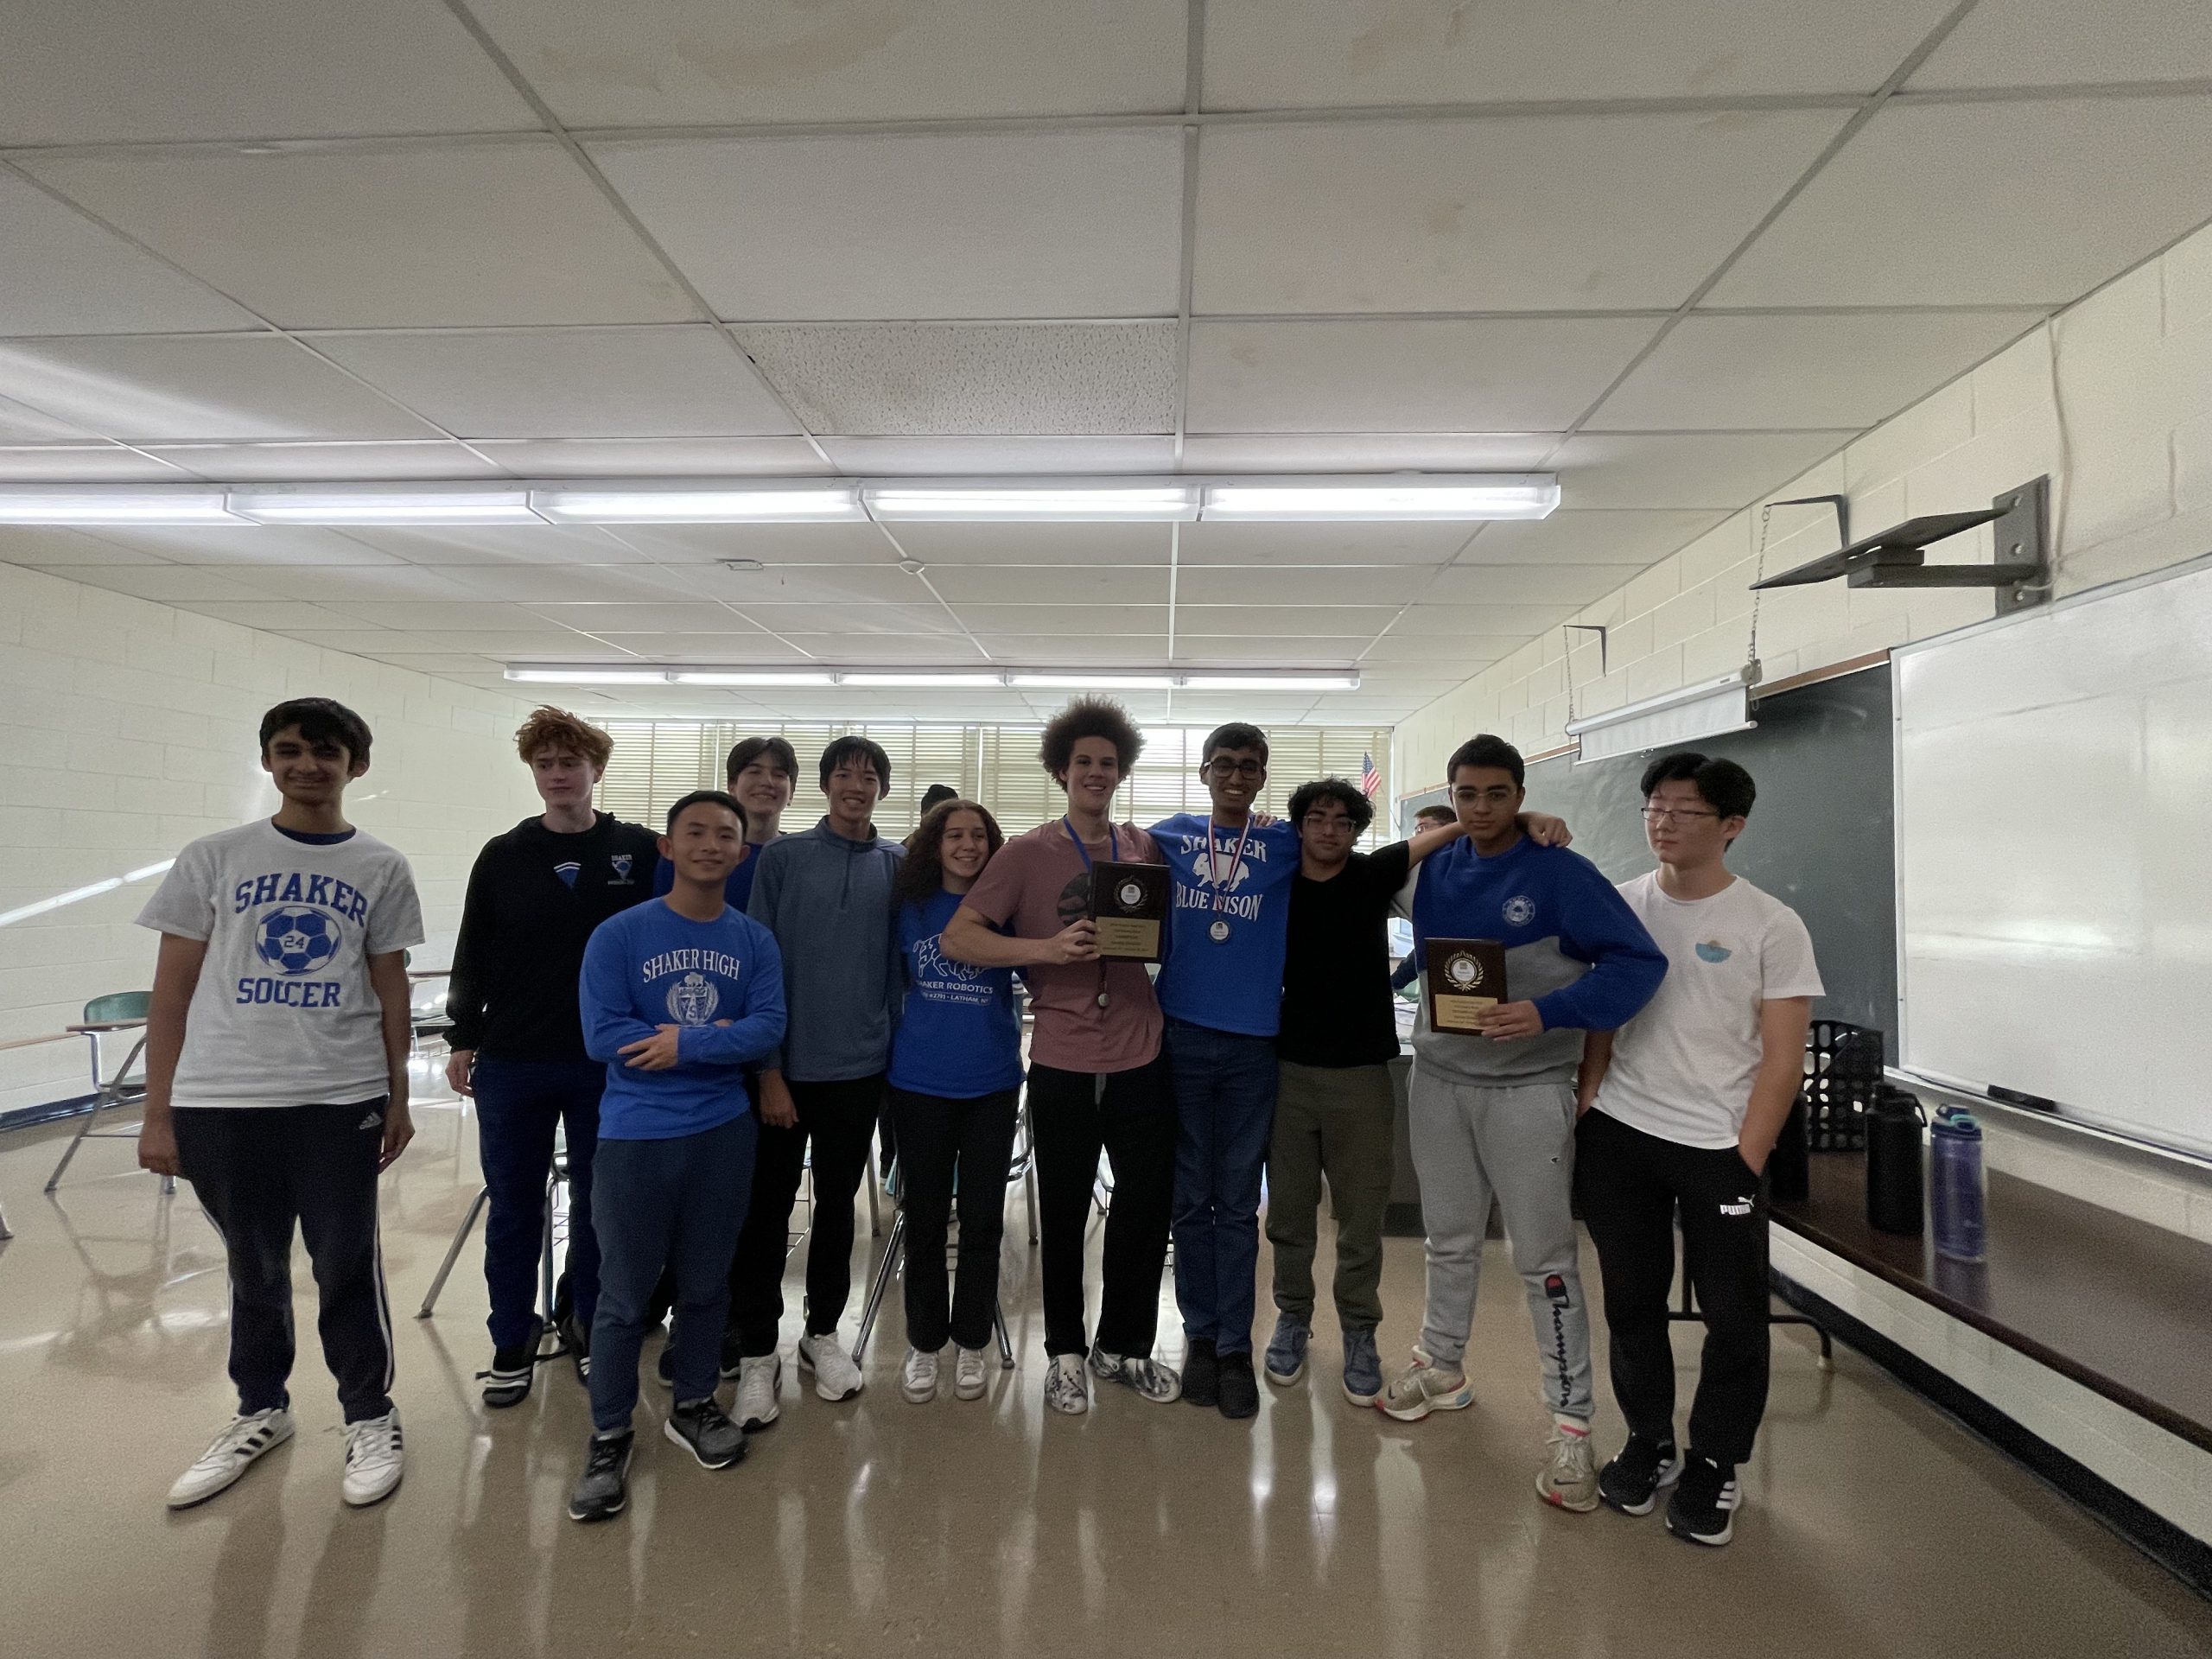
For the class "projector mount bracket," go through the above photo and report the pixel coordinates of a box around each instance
[1751,475,2050,616]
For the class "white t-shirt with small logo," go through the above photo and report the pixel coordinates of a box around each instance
[1594,871,1824,1149]
[137,820,424,1109]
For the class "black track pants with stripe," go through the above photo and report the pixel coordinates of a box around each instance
[175,1099,396,1424]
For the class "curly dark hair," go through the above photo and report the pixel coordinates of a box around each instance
[893,798,1004,907]
[1287,776,1374,834]
[1038,696,1144,784]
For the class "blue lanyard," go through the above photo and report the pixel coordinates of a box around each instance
[1063,816,1118,870]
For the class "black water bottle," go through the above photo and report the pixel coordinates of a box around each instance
[1865,1084,1926,1236]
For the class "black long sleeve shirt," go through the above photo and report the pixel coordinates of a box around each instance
[445,812,662,1060]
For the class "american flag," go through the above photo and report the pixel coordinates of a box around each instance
[1360,752,1382,798]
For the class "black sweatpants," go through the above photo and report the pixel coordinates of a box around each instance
[889,1084,1020,1352]
[174,1100,394,1425]
[727,1073,883,1355]
[1028,1054,1177,1360]
[1575,1106,1771,1466]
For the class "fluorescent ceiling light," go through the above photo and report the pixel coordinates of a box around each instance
[505,667,670,685]
[1565,668,1755,765]
[229,489,539,524]
[838,672,1006,687]
[0,488,240,524]
[1201,476,1558,521]
[866,485,1198,522]
[670,671,836,686]
[534,487,862,523]
[1179,674,1360,691]
[1008,673,1179,690]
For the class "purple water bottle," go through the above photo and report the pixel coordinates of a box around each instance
[1930,1108,1986,1262]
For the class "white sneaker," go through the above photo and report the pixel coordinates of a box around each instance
[901,1346,939,1403]
[954,1345,988,1401]
[167,1408,295,1509]
[796,1332,864,1402]
[340,1409,404,1508]
[735,1354,781,1431]
[1044,1353,1090,1415]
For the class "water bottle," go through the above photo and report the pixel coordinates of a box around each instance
[1930,1107,1987,1262]
[1864,1084,1925,1236]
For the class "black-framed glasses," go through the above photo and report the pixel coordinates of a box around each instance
[1204,758,1265,780]
[1639,805,1719,823]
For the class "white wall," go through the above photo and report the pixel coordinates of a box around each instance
[0,560,541,1117]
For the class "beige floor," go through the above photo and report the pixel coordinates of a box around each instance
[3,1061,2208,1659]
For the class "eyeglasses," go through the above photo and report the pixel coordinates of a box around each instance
[1639,805,1719,823]
[1204,758,1265,780]
[1450,787,1516,806]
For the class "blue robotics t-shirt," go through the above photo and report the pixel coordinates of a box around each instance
[1148,813,1302,1039]
[888,887,1024,1099]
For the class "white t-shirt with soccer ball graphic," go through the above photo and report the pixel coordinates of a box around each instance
[137,820,424,1109]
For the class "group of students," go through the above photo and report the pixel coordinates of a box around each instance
[137,688,1820,1549]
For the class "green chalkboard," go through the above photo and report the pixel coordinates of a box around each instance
[1520,664,1897,1059]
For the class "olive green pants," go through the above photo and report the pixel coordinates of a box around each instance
[1265,1059,1397,1332]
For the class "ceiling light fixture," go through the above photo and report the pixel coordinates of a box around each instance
[1007,673,1180,690]
[229,487,541,524]
[837,672,1007,687]
[0,487,243,524]
[864,482,1201,522]
[668,670,837,686]
[505,664,1362,694]
[505,668,671,685]
[532,486,863,523]
[1200,476,1559,521]
[1174,674,1361,691]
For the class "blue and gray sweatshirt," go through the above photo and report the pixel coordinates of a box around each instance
[747,817,904,1084]
[1409,835,1667,1085]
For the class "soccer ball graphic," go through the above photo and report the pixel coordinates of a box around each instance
[257,906,341,976]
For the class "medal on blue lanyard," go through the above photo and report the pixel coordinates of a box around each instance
[1065,816,1118,1007]
[1206,816,1254,944]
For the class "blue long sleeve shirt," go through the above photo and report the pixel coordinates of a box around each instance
[580,898,787,1140]
[1409,835,1667,1085]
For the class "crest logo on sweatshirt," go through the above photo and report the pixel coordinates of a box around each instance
[666,972,720,1026]
[610,853,634,885]
[1502,893,1535,928]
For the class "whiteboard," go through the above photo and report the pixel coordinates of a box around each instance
[1894,556,2212,1160]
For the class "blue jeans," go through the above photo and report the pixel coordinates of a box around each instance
[473,1057,603,1356]
[1166,1019,1279,1357]
[588,1114,757,1433]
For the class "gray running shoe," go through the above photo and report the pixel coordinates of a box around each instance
[664,1397,747,1470]
[1340,1327,1383,1408]
[1263,1316,1309,1386]
[568,1431,632,1522]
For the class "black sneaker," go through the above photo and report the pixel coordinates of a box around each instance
[1182,1338,1220,1408]
[1599,1434,1681,1516]
[1665,1454,1740,1547]
[567,1431,633,1523]
[1216,1351,1259,1421]
[478,1319,542,1409]
[664,1397,747,1471]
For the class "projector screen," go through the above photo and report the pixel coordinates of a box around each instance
[1893,556,2212,1161]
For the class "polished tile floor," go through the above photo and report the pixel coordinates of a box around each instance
[3,1065,2208,1658]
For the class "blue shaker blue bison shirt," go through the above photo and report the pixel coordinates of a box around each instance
[888,887,1024,1100]
[136,819,425,1109]
[1147,813,1303,1039]
[580,898,787,1141]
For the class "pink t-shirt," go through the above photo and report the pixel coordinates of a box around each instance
[961,818,1162,1075]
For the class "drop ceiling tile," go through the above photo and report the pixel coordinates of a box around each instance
[1908,0,2212,88]
[821,435,1178,474]
[1590,311,2041,430]
[1178,521,1475,567]
[91,524,404,566]
[957,604,1167,634]
[727,602,968,638]
[470,438,831,476]
[929,565,1172,605]
[408,625,645,651]
[1455,510,1730,566]
[537,634,812,664]
[1175,605,1395,638]
[1389,601,1578,635]
[18,142,696,329]
[708,563,932,606]
[973,634,1170,664]
[522,602,766,635]
[346,524,660,567]
[469,0,1187,125]
[0,445,182,480]
[1187,319,1659,433]
[1553,433,1853,509]
[1171,635,1374,661]
[1201,0,1956,106]
[1424,563,1638,605]
[168,600,365,630]
[194,563,480,601]
[885,524,1173,567]
[0,0,539,144]
[593,130,1184,321]
[0,393,103,442]
[272,628,434,653]
[1196,111,1847,315]
[1179,432,1560,472]
[0,335,443,442]
[1708,97,2212,308]
[0,175,254,336]
[438,563,704,602]
[322,601,609,633]
[1175,565,1436,606]
[763,628,982,658]
[1358,630,1523,664]
[738,324,1177,435]
[143,442,504,480]
[0,524,176,565]
[353,652,505,674]
[60,564,289,603]
[308,327,799,439]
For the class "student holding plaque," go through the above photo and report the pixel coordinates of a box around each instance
[886,798,1024,1407]
[1574,753,1821,1548]
[1389,734,1667,1519]
[944,699,1181,1417]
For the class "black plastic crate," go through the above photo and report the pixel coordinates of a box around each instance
[1801,1019,1882,1153]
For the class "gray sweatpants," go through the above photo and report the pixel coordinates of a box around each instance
[1406,1068,1594,1421]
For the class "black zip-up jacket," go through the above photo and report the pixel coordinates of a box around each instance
[446,812,661,1060]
